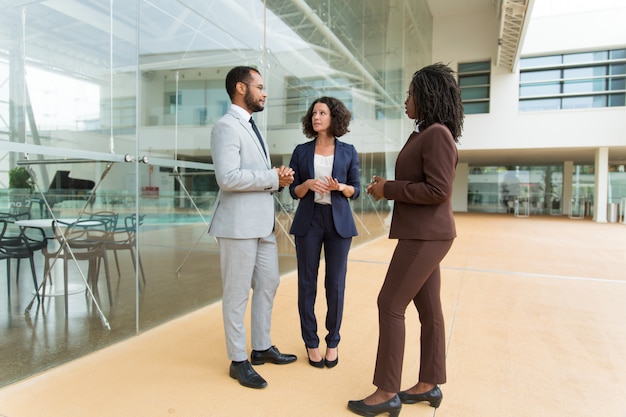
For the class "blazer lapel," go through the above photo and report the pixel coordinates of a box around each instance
[231,110,270,168]
[331,140,340,178]
[306,140,315,179]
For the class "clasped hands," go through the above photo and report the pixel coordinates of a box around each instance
[366,175,386,201]
[275,166,295,188]
[306,176,345,194]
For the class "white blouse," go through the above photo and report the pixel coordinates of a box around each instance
[314,153,334,205]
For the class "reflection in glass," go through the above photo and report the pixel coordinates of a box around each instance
[0,0,427,386]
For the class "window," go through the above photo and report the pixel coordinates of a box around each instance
[285,76,353,124]
[519,49,626,111]
[458,61,490,114]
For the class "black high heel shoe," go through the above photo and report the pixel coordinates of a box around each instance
[324,347,338,368]
[347,394,401,417]
[397,385,442,408]
[306,347,324,368]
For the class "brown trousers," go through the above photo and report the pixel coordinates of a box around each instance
[373,238,454,393]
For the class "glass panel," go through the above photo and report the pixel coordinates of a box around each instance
[562,95,606,109]
[467,166,504,212]
[520,69,561,83]
[0,0,140,386]
[459,75,489,87]
[519,82,561,97]
[610,49,626,59]
[609,64,626,75]
[520,55,562,69]
[1,0,430,387]
[519,98,561,111]
[461,86,490,100]
[463,101,489,114]
[609,166,626,204]
[563,51,608,64]
[571,165,594,217]
[609,76,625,90]
[563,78,606,94]
[467,165,563,215]
[609,93,626,106]
[459,61,490,72]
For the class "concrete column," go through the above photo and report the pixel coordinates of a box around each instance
[453,162,469,212]
[593,147,609,223]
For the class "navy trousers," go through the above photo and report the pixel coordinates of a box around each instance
[295,203,352,349]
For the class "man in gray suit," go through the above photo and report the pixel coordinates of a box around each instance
[210,66,297,389]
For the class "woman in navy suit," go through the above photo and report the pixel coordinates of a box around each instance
[289,96,361,369]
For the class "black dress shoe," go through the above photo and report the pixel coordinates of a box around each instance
[229,360,267,389]
[250,345,297,365]
[347,394,401,417]
[398,385,442,408]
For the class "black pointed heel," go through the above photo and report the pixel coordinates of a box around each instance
[324,347,338,368]
[398,385,442,408]
[324,356,338,368]
[306,346,324,368]
[347,394,401,417]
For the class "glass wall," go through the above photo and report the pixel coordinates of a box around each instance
[468,165,564,215]
[468,163,626,218]
[0,0,431,386]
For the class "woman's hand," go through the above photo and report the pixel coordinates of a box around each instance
[325,176,345,192]
[366,175,386,200]
[306,178,331,194]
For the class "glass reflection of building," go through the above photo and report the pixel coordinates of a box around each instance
[0,0,431,386]
[1,0,625,387]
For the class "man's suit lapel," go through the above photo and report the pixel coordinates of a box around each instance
[229,109,271,168]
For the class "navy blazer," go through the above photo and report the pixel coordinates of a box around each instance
[289,139,361,238]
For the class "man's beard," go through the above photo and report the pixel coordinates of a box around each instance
[244,91,264,113]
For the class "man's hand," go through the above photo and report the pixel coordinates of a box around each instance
[275,166,294,187]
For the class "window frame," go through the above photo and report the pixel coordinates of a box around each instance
[458,60,491,115]
[519,49,626,111]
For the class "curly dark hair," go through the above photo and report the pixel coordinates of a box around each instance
[409,62,464,142]
[301,96,352,138]
[225,66,259,100]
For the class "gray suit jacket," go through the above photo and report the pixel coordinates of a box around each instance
[209,108,279,238]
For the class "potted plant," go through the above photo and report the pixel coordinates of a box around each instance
[8,166,34,215]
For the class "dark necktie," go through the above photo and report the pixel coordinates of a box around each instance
[249,117,267,155]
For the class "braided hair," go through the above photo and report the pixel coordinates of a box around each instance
[410,63,464,142]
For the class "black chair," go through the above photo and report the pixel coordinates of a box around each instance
[0,217,47,304]
[0,211,36,279]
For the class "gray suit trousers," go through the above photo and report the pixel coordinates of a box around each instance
[217,233,280,362]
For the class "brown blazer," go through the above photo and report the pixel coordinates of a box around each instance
[383,123,458,240]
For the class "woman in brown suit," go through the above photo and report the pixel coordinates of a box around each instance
[348,63,464,417]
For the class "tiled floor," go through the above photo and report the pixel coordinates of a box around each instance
[1,213,625,417]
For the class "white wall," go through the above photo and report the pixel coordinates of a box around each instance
[523,0,626,55]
